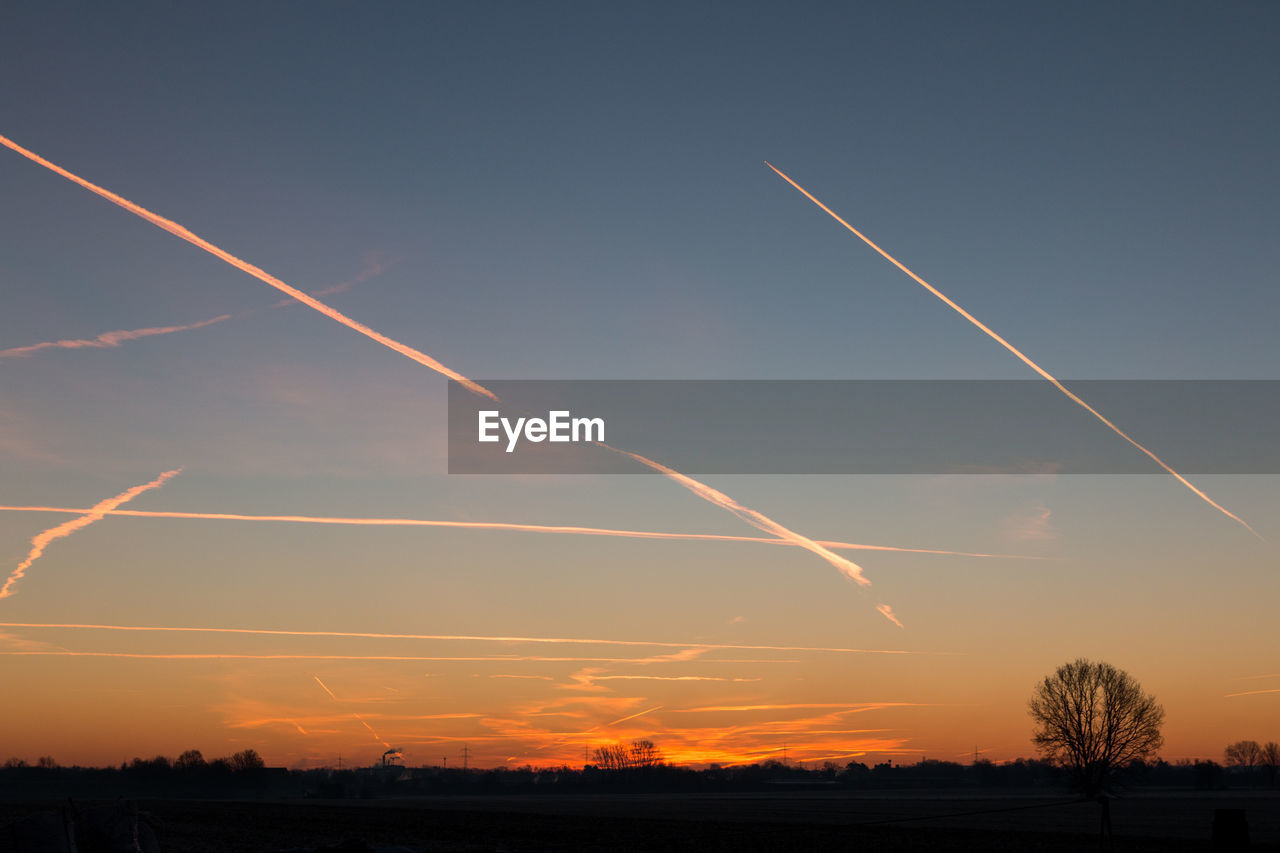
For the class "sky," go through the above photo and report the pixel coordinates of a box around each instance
[0,1,1277,770]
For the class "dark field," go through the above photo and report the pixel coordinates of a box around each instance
[4,792,1278,852]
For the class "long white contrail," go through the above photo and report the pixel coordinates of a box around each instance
[2,135,910,624]
[0,469,182,599]
[0,504,1037,560]
[766,162,1260,539]
[0,133,496,401]
[606,445,901,624]
[0,316,231,360]
[0,621,921,654]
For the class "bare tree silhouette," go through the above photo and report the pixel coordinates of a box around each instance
[1028,659,1164,796]
[1224,739,1262,772]
[1262,741,1280,787]
[174,749,206,772]
[229,748,265,773]
[591,739,665,770]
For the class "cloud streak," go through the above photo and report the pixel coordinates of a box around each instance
[0,650,796,663]
[1224,688,1280,698]
[607,446,872,586]
[273,251,396,307]
[0,469,182,600]
[0,316,231,360]
[0,134,944,622]
[0,504,1038,559]
[313,675,391,749]
[876,603,904,629]
[766,161,1260,538]
[0,620,921,655]
[0,133,497,401]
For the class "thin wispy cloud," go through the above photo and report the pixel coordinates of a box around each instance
[1003,504,1056,542]
[0,650,795,663]
[0,133,497,401]
[0,315,231,360]
[0,134,924,626]
[678,702,923,713]
[0,629,64,652]
[0,250,390,363]
[593,675,760,683]
[272,250,397,307]
[0,503,1036,559]
[766,161,1260,539]
[606,445,904,626]
[0,468,182,600]
[606,705,663,727]
[233,712,482,729]
[1224,688,1280,698]
[0,620,919,654]
[876,603,904,629]
[312,675,391,749]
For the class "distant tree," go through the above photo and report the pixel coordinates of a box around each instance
[132,755,170,772]
[1261,742,1280,787]
[591,740,663,770]
[591,743,629,770]
[1224,740,1262,772]
[174,749,206,771]
[229,748,265,772]
[628,739,664,768]
[36,756,57,769]
[4,757,28,769]
[1028,659,1164,796]
[1193,759,1223,790]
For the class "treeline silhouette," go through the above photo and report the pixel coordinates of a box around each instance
[2,748,1274,801]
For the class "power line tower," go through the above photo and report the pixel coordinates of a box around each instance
[462,744,469,771]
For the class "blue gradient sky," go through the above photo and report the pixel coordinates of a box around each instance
[1,2,1276,768]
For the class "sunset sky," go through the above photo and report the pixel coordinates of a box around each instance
[1,2,1277,770]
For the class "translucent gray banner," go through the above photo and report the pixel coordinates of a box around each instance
[447,380,1280,474]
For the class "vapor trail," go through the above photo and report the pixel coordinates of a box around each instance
[876,603,904,629]
[0,650,793,663]
[1224,688,1280,698]
[765,162,1260,538]
[273,252,395,307]
[605,705,663,727]
[606,445,873,588]
[0,135,905,615]
[0,621,920,655]
[0,134,496,401]
[0,315,231,360]
[0,504,1037,560]
[0,469,182,600]
[312,675,390,749]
